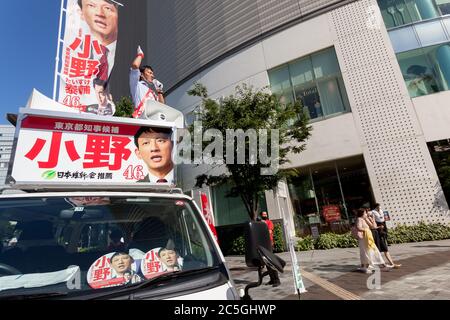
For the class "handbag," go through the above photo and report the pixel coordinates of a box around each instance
[351,226,363,240]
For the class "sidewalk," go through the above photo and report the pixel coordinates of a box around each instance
[225,239,450,300]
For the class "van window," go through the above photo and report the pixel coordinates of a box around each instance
[0,196,220,298]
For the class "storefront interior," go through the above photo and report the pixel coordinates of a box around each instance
[288,156,374,236]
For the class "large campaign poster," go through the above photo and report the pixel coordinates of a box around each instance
[10,115,176,185]
[57,0,123,116]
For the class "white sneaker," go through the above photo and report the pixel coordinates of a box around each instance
[357,267,371,273]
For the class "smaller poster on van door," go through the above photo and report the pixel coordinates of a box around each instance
[322,205,341,223]
[87,252,142,289]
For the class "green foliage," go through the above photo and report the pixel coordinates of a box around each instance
[387,222,450,244]
[188,83,312,220]
[295,223,450,251]
[296,235,315,251]
[229,235,246,255]
[335,232,359,248]
[114,96,134,118]
[314,233,339,250]
[273,223,285,253]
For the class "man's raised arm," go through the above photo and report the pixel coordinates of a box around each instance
[131,45,145,70]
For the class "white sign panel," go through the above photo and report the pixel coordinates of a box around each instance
[10,115,176,185]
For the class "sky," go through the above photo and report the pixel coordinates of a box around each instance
[0,0,61,125]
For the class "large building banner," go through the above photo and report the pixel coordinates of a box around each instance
[57,0,123,116]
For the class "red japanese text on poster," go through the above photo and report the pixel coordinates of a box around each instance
[10,115,175,185]
[57,0,123,116]
[322,205,342,223]
[140,248,165,280]
[87,253,141,290]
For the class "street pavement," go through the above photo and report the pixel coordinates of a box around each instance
[225,239,450,300]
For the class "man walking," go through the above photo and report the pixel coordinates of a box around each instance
[260,211,281,287]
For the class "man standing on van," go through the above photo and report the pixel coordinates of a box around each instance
[130,46,166,118]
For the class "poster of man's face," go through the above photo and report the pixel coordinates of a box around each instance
[134,126,175,184]
[78,0,119,46]
[56,0,122,114]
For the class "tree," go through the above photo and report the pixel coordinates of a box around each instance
[114,96,134,118]
[187,83,312,221]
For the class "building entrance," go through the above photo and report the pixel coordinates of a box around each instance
[288,156,374,236]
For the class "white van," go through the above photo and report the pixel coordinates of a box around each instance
[0,96,240,300]
[0,189,240,300]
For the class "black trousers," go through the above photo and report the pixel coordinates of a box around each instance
[267,265,279,282]
[376,222,389,252]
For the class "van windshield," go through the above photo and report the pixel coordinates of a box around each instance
[0,196,220,299]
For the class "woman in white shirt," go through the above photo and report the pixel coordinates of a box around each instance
[371,204,401,268]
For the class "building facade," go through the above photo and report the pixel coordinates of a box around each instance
[114,0,450,234]
[0,126,15,186]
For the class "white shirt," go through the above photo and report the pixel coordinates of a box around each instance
[129,68,158,109]
[372,209,385,223]
[146,169,174,185]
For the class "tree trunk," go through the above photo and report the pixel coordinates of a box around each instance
[240,193,254,221]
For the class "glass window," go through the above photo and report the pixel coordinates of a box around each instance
[389,26,420,52]
[428,139,450,204]
[311,49,340,79]
[398,43,450,97]
[445,17,450,34]
[212,183,267,226]
[288,156,374,236]
[268,48,350,122]
[436,0,450,14]
[268,65,295,104]
[378,0,442,29]
[317,78,347,116]
[289,58,314,87]
[414,20,447,46]
[294,85,322,120]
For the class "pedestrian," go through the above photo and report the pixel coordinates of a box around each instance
[372,203,402,268]
[260,211,280,287]
[355,208,390,273]
[365,207,382,255]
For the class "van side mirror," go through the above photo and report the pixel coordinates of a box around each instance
[242,221,286,300]
[257,246,284,273]
[244,221,271,268]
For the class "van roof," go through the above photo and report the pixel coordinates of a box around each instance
[0,190,190,200]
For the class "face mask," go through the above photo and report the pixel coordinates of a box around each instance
[261,216,268,220]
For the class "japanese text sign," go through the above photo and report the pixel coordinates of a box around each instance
[10,115,175,185]
[322,205,342,223]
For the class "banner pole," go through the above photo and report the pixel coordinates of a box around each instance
[53,0,66,101]
[276,181,307,296]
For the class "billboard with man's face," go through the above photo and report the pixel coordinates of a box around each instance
[9,113,176,186]
[57,0,123,116]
